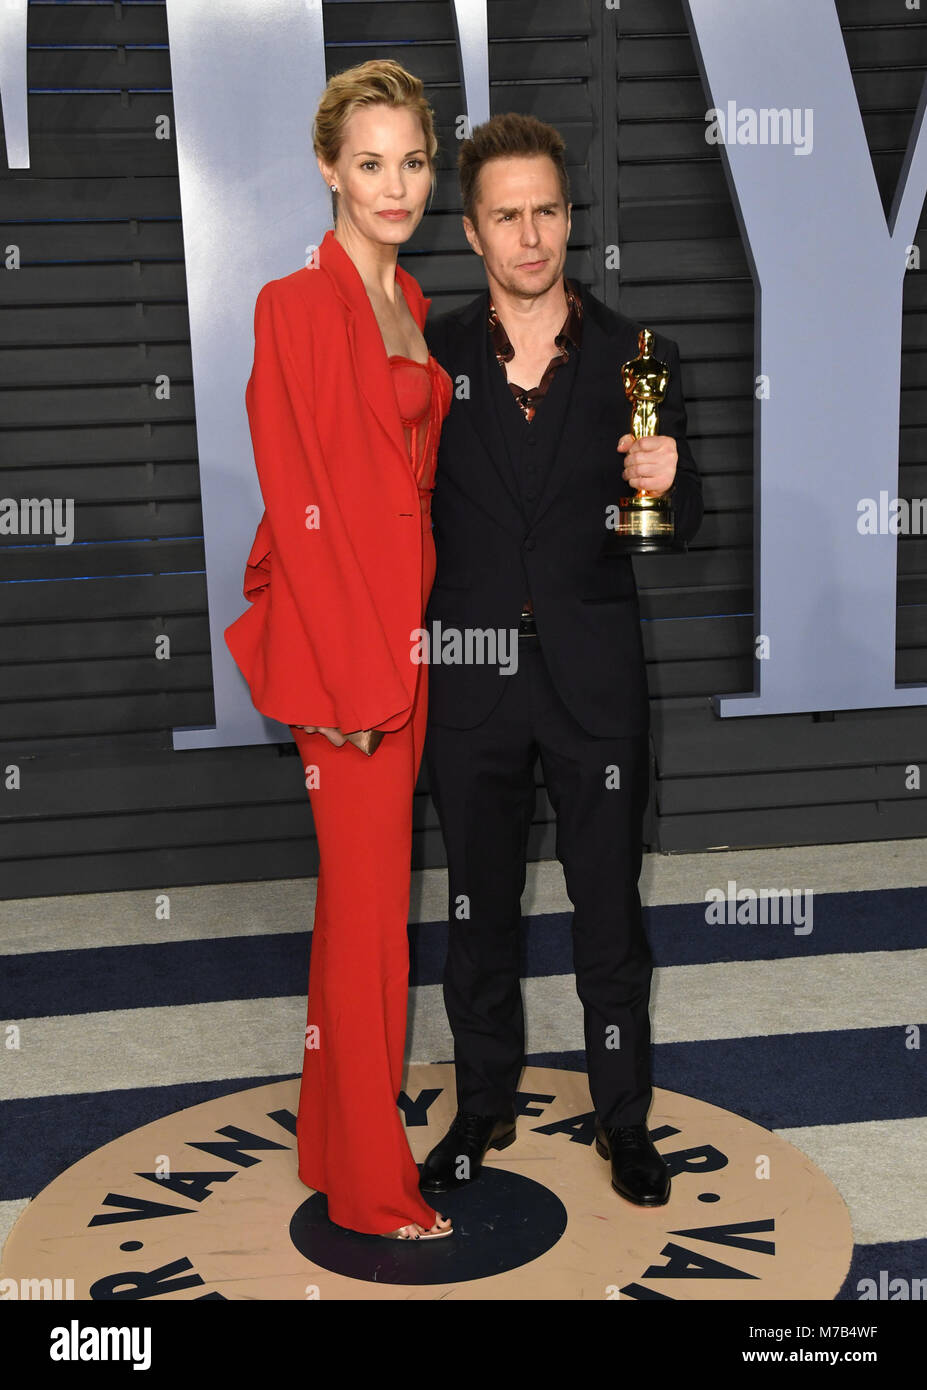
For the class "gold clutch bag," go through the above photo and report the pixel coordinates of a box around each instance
[343,729,384,756]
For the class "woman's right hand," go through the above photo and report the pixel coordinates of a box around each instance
[299,726,348,746]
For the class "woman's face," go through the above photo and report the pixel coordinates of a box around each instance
[319,103,432,247]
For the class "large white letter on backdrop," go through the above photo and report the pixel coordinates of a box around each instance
[685,0,927,716]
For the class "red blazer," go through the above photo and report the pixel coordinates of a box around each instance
[225,228,438,733]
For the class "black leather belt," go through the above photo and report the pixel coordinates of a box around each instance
[518,610,538,637]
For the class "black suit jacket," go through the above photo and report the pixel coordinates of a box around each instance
[423,283,702,736]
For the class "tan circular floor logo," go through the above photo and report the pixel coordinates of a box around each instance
[0,1066,853,1300]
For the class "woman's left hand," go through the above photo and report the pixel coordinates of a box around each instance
[299,725,348,746]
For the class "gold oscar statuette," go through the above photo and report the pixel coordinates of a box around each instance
[615,328,676,552]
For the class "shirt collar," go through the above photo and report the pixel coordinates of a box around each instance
[488,277,583,361]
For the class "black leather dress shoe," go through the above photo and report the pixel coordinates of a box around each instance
[419,1110,517,1193]
[595,1123,671,1206]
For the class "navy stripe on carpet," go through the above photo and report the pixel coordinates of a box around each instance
[3,1028,924,1200]
[3,887,923,1019]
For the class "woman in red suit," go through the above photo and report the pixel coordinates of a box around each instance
[225,61,453,1240]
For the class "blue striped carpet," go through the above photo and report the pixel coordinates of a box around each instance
[1,856,924,1299]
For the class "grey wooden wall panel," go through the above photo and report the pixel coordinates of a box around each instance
[2,0,926,895]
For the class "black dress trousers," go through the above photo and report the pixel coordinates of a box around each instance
[425,634,653,1130]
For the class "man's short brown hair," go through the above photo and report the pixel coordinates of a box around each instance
[458,113,571,226]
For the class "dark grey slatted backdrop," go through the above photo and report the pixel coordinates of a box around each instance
[0,0,924,898]
[617,0,927,851]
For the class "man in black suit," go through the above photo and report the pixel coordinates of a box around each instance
[418,114,702,1206]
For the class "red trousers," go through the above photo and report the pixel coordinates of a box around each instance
[290,573,438,1235]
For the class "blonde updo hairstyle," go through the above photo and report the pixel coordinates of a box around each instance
[313,59,439,222]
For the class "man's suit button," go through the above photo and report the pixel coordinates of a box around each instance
[524,537,536,550]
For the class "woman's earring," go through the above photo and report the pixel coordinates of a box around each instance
[330,183,338,192]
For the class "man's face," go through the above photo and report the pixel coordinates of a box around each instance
[463,154,571,299]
